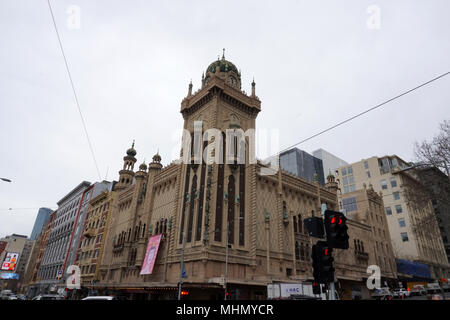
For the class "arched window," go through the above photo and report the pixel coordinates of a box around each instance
[298,214,303,233]
[300,243,305,261]
[305,244,310,261]
[155,222,160,235]
[293,216,298,233]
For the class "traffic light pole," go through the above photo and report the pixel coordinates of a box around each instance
[321,203,336,301]
[224,220,229,301]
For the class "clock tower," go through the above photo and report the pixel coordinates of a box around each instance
[175,51,261,265]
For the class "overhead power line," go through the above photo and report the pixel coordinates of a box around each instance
[46,0,102,181]
[276,71,450,156]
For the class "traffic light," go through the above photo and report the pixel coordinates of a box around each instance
[312,241,335,283]
[312,282,321,295]
[324,210,349,249]
[304,217,325,238]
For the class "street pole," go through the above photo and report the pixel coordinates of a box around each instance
[224,221,229,301]
[321,203,336,300]
[178,231,186,300]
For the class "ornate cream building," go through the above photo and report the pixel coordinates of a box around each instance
[89,55,396,299]
[336,156,449,281]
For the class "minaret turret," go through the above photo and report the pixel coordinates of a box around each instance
[116,140,137,190]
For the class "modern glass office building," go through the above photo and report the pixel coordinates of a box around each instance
[30,208,52,241]
[280,148,325,185]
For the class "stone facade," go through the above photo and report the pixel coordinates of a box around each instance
[84,56,398,300]
[76,190,115,287]
[336,156,449,280]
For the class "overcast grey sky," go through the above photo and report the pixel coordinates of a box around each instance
[1,0,449,238]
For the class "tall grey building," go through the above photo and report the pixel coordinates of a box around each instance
[312,148,349,179]
[279,148,325,185]
[37,180,112,294]
[30,208,52,241]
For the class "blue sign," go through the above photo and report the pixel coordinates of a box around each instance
[182,269,187,278]
[0,272,19,280]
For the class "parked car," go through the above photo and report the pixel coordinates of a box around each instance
[16,294,27,300]
[393,288,410,299]
[372,287,393,300]
[0,290,14,300]
[82,296,115,301]
[32,294,65,300]
[426,283,441,294]
[410,285,427,296]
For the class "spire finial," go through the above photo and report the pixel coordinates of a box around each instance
[222,48,225,60]
[132,139,135,148]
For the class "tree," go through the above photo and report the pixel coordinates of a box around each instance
[401,120,450,257]
[414,120,450,178]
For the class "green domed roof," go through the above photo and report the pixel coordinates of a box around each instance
[126,141,137,157]
[139,161,147,171]
[152,153,161,163]
[206,58,240,77]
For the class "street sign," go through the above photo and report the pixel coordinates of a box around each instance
[182,269,187,278]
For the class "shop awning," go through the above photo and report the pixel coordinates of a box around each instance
[396,259,431,279]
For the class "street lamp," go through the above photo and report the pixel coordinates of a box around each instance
[0,178,12,182]
[224,216,243,301]
[168,218,187,301]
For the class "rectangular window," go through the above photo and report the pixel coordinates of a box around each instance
[342,168,347,176]
[385,207,392,215]
[398,218,406,228]
[349,184,355,192]
[395,204,403,214]
[390,177,397,188]
[364,161,369,169]
[348,176,355,184]
[380,180,388,190]
[393,192,400,200]
[366,171,371,178]
[343,197,358,213]
[347,167,353,174]
[344,186,349,194]
[401,232,409,242]
[343,177,348,185]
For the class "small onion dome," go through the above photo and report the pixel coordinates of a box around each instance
[152,152,161,163]
[127,140,137,157]
[206,50,240,78]
[139,161,147,171]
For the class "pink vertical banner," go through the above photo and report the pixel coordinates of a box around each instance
[140,234,162,275]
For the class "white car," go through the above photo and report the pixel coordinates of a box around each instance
[393,288,410,298]
[372,287,393,300]
[82,296,115,300]
[32,294,64,300]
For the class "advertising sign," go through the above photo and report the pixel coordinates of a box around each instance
[0,273,20,280]
[140,234,162,275]
[1,252,19,271]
